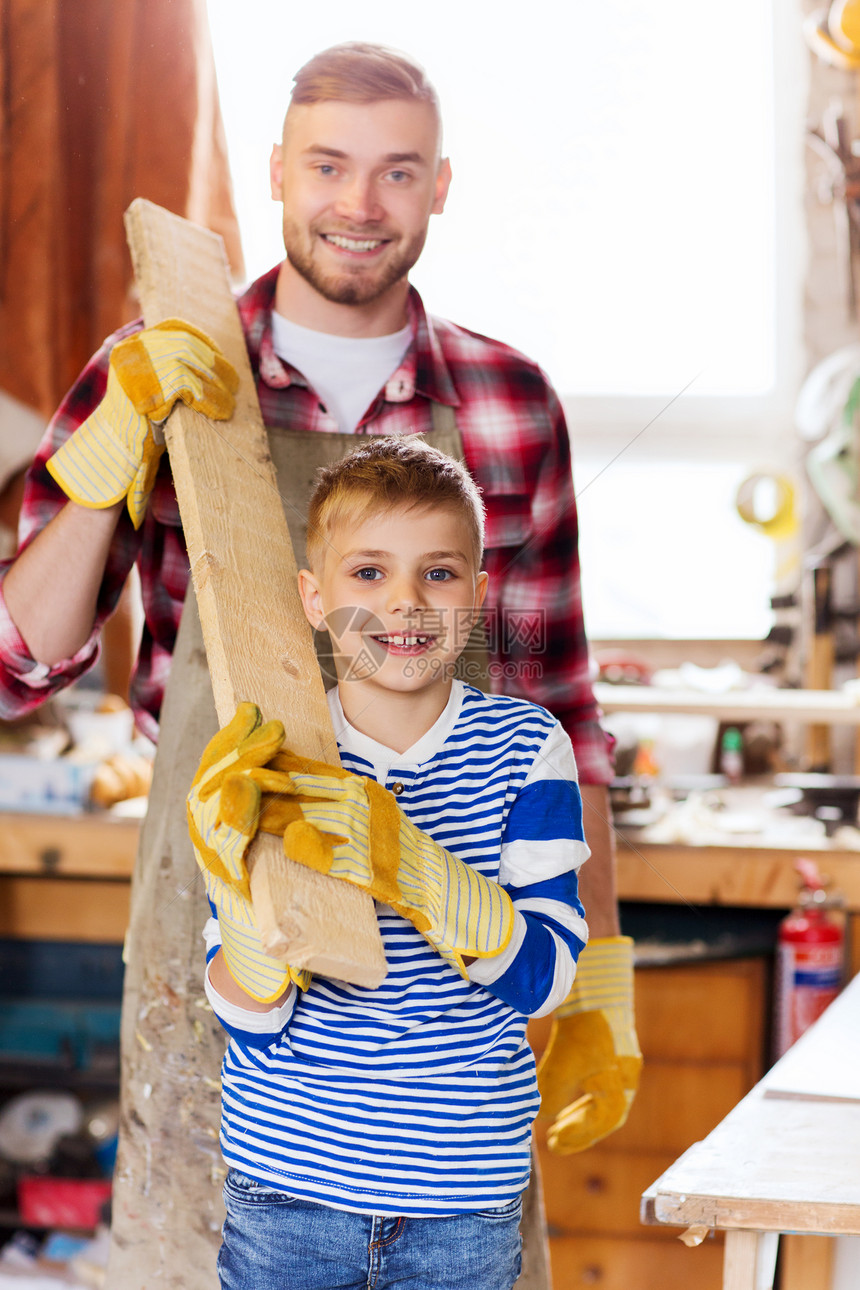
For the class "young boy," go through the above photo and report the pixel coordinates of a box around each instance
[187,436,589,1290]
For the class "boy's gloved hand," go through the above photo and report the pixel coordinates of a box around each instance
[186,704,310,1002]
[250,746,516,977]
[536,936,641,1153]
[47,319,238,529]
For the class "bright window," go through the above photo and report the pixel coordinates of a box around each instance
[207,0,805,639]
[574,456,777,640]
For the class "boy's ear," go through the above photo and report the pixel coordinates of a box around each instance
[297,568,325,628]
[460,571,489,637]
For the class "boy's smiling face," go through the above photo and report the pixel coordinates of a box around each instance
[298,502,488,706]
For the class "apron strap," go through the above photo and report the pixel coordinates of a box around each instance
[429,400,458,440]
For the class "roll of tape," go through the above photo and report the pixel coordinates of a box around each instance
[735,473,799,541]
[0,1091,84,1165]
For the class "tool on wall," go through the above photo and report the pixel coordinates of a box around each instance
[807,560,836,770]
[795,349,860,772]
[735,471,802,680]
[807,102,860,318]
[804,1,860,70]
[804,2,860,318]
[805,373,860,544]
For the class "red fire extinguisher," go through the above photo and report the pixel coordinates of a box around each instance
[773,858,845,1061]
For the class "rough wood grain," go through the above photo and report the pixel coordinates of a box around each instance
[106,595,227,1289]
[123,197,385,986]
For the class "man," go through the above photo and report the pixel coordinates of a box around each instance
[0,40,638,1279]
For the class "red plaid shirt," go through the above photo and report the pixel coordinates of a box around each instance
[0,269,613,782]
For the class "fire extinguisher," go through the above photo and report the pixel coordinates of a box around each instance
[773,857,845,1061]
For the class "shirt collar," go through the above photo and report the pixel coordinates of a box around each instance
[239,269,460,409]
[237,264,297,390]
[326,680,466,782]
[383,288,460,408]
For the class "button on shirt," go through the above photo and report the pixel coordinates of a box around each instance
[0,267,613,783]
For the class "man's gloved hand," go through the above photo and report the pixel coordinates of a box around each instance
[249,745,516,977]
[186,703,310,1002]
[536,936,641,1153]
[47,319,238,529]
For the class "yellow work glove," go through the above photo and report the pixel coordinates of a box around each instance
[250,746,516,977]
[186,704,310,1003]
[47,319,238,528]
[536,936,641,1153]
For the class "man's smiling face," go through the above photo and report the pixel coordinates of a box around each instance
[270,98,451,316]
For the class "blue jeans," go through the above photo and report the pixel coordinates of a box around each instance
[219,1169,523,1290]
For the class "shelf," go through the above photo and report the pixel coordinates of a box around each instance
[594,682,860,726]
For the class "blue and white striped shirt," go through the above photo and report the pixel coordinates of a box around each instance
[204,681,589,1216]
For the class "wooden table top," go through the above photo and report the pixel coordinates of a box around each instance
[641,973,860,1238]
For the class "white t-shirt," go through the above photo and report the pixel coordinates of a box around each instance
[270,311,412,434]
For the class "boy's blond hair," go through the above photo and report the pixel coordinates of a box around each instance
[306,436,485,572]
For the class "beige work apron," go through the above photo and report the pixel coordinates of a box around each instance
[107,409,551,1290]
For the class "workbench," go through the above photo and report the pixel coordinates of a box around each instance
[640,970,860,1290]
[616,830,860,978]
[7,804,860,942]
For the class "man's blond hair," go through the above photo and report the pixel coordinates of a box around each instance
[284,42,441,143]
[291,42,438,109]
[306,436,484,572]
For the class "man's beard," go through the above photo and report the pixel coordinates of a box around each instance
[282,218,428,306]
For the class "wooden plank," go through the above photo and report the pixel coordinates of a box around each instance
[123,198,385,987]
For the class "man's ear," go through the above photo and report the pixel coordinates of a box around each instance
[297,568,324,628]
[433,157,452,215]
[269,143,284,202]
